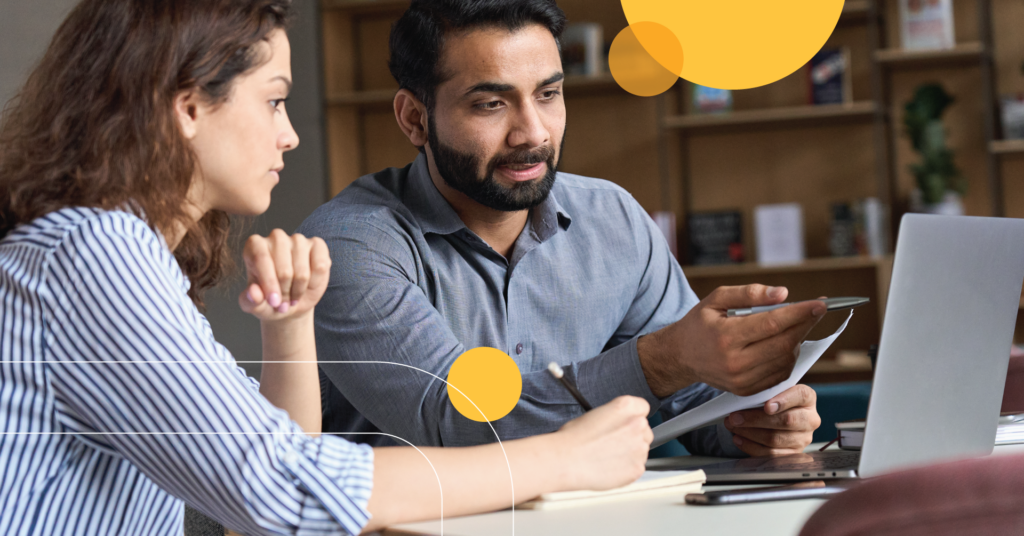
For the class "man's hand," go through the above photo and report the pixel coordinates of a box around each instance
[723,384,821,456]
[638,284,826,397]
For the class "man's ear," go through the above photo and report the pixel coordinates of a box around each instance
[173,89,201,140]
[394,89,429,149]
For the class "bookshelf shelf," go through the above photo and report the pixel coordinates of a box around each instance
[991,139,1024,155]
[682,256,889,279]
[874,42,985,68]
[662,102,877,132]
[326,74,622,107]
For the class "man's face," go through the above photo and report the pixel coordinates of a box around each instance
[426,23,566,212]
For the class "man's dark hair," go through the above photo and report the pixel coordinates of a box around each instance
[388,0,567,112]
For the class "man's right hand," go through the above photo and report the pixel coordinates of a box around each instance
[638,284,826,398]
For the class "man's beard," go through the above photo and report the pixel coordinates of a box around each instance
[427,116,564,212]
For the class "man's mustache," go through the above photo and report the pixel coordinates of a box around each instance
[491,145,556,167]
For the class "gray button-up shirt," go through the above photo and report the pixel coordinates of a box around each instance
[298,154,741,456]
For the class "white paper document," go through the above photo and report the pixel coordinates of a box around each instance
[651,311,853,449]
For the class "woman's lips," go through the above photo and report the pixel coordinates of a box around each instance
[497,162,546,182]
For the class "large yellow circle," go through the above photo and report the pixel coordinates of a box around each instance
[608,22,683,97]
[447,347,523,422]
[620,0,844,90]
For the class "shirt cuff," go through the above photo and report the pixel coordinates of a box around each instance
[289,437,375,535]
[575,337,660,414]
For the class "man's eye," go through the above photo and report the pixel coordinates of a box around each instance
[475,100,502,110]
[541,89,562,100]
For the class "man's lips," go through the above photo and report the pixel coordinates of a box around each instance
[496,162,546,182]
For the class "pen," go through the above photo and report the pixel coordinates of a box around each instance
[547,362,593,411]
[726,297,870,318]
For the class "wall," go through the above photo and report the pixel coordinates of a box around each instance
[0,0,328,378]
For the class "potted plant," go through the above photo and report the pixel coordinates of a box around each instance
[904,83,966,215]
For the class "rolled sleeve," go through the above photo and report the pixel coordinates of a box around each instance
[575,337,659,412]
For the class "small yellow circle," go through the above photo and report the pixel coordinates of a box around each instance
[609,22,683,97]
[447,347,523,422]
[620,0,844,90]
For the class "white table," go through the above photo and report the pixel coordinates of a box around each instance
[383,443,1024,536]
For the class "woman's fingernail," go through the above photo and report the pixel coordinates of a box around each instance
[246,290,255,303]
[290,300,298,307]
[268,293,281,307]
[278,302,290,314]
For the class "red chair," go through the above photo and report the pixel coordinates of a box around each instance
[800,453,1024,535]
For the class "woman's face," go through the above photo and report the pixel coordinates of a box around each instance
[181,29,298,216]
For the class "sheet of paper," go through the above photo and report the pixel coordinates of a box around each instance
[651,311,853,449]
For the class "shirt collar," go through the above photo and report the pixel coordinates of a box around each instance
[405,153,573,240]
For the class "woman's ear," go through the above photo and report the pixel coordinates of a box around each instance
[173,89,201,140]
[393,89,429,149]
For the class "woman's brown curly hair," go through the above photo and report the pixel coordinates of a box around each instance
[0,0,293,307]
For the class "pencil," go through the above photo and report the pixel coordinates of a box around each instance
[547,362,593,411]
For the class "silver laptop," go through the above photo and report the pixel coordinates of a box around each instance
[696,214,1024,483]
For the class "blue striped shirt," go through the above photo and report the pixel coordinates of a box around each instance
[0,207,374,535]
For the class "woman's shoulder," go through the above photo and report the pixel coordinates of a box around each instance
[5,206,162,251]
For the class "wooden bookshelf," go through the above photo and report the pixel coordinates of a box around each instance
[662,102,877,132]
[874,42,985,68]
[992,139,1024,155]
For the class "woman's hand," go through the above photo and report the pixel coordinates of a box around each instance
[552,396,653,492]
[238,230,331,321]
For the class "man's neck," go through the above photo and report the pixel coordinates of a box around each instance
[426,160,528,259]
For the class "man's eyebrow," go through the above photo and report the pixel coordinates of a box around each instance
[538,72,564,88]
[462,72,566,97]
[464,82,515,96]
[269,75,293,93]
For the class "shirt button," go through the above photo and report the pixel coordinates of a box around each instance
[516,343,524,355]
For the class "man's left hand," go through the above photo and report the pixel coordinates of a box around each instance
[723,384,821,457]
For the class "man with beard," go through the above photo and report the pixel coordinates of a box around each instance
[297,0,825,457]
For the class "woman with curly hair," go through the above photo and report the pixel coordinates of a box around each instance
[0,0,653,534]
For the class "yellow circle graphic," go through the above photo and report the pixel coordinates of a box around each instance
[608,21,684,97]
[447,347,523,422]
[619,0,844,90]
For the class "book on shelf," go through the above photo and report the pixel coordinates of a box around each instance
[1001,95,1024,140]
[687,211,743,266]
[829,198,887,257]
[899,0,955,50]
[651,211,678,259]
[561,22,604,77]
[808,47,852,105]
[754,203,804,266]
[691,84,732,114]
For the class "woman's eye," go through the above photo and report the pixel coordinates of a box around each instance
[270,98,289,110]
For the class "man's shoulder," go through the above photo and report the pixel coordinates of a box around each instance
[297,164,418,240]
[552,172,644,222]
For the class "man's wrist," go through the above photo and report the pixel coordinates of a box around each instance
[637,331,682,398]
